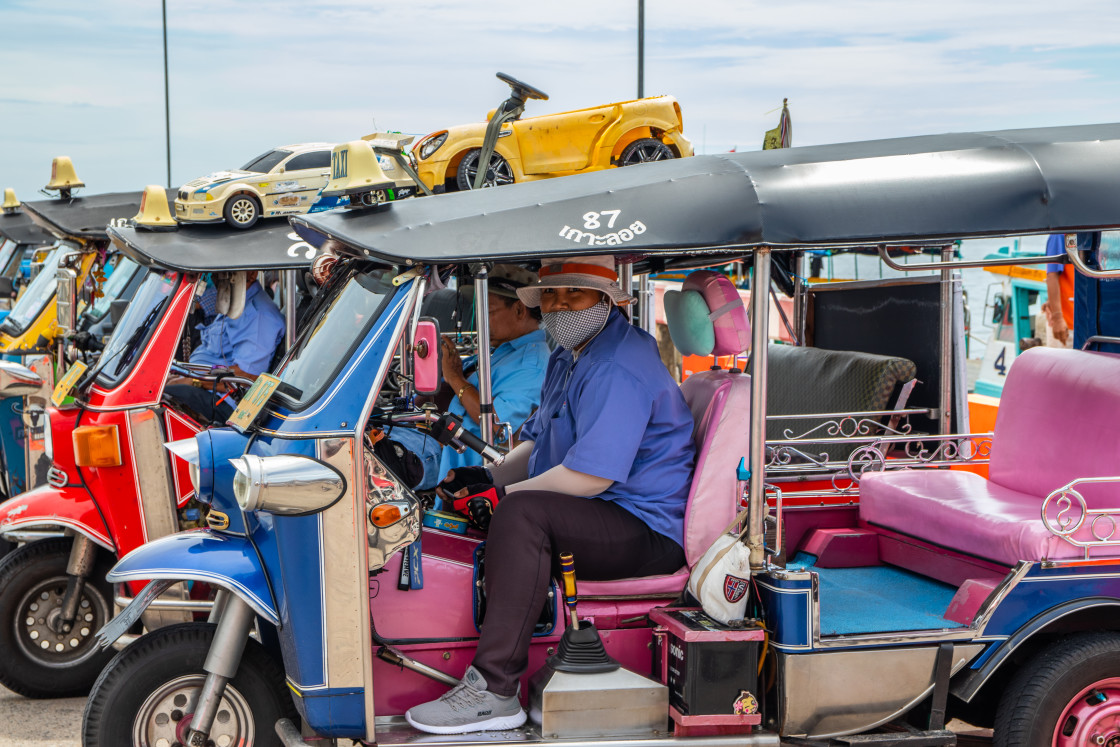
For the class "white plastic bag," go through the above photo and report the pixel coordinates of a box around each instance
[687,508,751,624]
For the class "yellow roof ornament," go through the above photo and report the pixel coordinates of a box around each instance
[44,156,86,198]
[133,185,177,232]
[1,188,19,214]
[321,140,396,209]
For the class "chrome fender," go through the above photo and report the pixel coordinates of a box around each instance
[108,530,279,627]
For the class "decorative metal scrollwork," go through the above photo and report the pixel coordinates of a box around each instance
[1041,477,1120,559]
[782,417,912,442]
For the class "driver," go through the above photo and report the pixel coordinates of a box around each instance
[406,255,695,734]
[165,272,285,422]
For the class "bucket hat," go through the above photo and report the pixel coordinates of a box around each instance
[516,255,632,308]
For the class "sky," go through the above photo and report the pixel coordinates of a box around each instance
[3,0,1120,203]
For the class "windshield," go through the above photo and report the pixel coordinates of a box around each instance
[0,245,65,337]
[92,270,181,389]
[240,149,292,173]
[86,256,141,322]
[0,239,18,273]
[274,267,396,408]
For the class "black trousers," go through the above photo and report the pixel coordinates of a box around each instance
[471,490,685,696]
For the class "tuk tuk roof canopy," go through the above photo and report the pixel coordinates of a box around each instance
[292,122,1120,267]
[21,191,153,242]
[0,210,55,246]
[108,221,317,272]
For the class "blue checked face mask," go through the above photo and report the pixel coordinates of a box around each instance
[542,300,610,351]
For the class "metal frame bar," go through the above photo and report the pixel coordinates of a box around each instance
[748,248,771,569]
[473,266,495,444]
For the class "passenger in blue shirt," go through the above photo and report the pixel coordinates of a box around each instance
[164,273,285,422]
[409,255,694,735]
[391,266,550,490]
[437,268,550,478]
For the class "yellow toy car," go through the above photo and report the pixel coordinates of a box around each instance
[412,74,693,192]
[175,140,420,229]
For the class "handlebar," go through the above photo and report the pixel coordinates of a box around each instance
[432,412,506,465]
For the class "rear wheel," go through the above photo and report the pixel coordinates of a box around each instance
[619,137,674,166]
[223,193,261,229]
[83,622,294,747]
[994,632,1120,746]
[456,150,515,190]
[0,537,114,697]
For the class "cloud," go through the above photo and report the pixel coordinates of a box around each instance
[2,0,1120,198]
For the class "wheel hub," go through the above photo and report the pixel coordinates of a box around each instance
[134,674,254,747]
[16,578,101,665]
[1055,680,1120,746]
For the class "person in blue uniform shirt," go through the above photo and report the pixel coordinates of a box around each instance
[165,272,285,422]
[438,265,550,479]
[408,255,695,734]
[392,265,550,490]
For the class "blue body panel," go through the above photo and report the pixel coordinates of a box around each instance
[0,394,25,494]
[256,285,412,438]
[237,285,410,736]
[107,530,279,625]
[758,573,814,651]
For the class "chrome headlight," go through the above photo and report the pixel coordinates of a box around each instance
[230,454,346,516]
[417,133,447,160]
[165,438,201,493]
[0,361,44,398]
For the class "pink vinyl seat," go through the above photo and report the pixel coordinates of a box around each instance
[860,347,1120,566]
[580,271,752,599]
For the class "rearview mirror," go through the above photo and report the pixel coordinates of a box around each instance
[413,317,441,396]
[0,276,14,299]
[56,267,79,334]
[108,298,129,329]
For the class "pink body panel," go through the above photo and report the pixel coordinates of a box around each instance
[372,627,654,716]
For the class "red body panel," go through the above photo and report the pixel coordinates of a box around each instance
[3,274,206,564]
[0,483,112,550]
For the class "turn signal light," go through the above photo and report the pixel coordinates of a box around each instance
[73,425,122,468]
[369,503,402,527]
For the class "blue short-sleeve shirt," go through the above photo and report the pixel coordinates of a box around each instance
[189,282,286,376]
[439,328,551,478]
[520,311,695,546]
[1045,233,1066,274]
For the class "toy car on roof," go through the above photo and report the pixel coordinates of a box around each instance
[174,140,419,229]
[412,73,694,192]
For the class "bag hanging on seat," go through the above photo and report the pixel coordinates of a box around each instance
[687,507,752,624]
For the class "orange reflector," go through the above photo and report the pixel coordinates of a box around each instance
[369,504,402,527]
[72,425,122,468]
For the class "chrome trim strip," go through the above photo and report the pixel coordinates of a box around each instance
[109,568,279,626]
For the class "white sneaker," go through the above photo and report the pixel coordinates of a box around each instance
[405,666,527,735]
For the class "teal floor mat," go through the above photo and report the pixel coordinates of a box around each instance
[789,552,966,635]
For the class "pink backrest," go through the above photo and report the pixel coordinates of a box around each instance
[989,347,1120,501]
[679,369,753,565]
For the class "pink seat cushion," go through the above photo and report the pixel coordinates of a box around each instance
[859,469,1083,566]
[989,347,1120,504]
[579,568,689,598]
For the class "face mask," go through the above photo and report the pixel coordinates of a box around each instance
[543,300,610,350]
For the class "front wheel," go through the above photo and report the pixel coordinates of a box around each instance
[619,137,675,166]
[223,193,261,229]
[456,149,515,190]
[0,537,115,697]
[994,632,1120,746]
[83,622,294,747]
